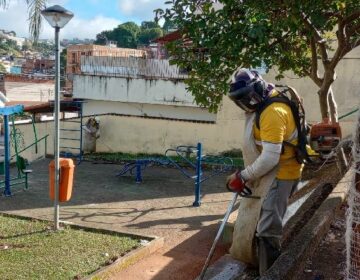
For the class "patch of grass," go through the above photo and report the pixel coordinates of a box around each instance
[0,215,141,280]
[85,152,243,167]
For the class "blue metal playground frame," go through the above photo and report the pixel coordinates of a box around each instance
[0,105,24,196]
[116,143,234,207]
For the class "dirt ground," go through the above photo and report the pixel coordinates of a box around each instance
[0,159,233,280]
[297,205,347,280]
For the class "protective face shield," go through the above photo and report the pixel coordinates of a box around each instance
[228,68,267,112]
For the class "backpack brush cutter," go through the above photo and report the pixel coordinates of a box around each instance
[309,118,342,157]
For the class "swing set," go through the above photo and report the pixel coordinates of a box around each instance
[0,105,49,196]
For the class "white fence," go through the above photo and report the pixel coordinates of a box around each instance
[80,56,188,80]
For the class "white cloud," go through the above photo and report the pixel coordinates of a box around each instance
[0,1,120,40]
[118,0,167,21]
[60,15,120,39]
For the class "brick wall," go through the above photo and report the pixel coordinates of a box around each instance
[5,74,53,83]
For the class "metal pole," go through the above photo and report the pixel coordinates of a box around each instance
[199,192,239,280]
[54,26,60,230]
[193,142,202,207]
[3,115,11,196]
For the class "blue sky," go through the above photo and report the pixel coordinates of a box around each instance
[0,0,168,39]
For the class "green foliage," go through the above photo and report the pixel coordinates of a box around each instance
[0,62,6,73]
[94,20,166,48]
[94,22,140,48]
[138,28,164,46]
[60,48,67,87]
[157,0,360,113]
[141,21,160,30]
[162,18,176,33]
[32,41,55,57]
[0,39,21,56]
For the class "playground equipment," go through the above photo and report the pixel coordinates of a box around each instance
[58,100,84,164]
[0,104,50,196]
[0,105,47,195]
[116,143,234,206]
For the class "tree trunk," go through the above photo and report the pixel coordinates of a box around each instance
[317,80,347,173]
[318,89,330,120]
[328,86,338,122]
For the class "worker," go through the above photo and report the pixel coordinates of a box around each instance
[226,68,303,276]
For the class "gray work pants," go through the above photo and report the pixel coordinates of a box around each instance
[256,179,298,275]
[256,179,299,245]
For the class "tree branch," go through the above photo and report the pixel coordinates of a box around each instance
[300,12,330,65]
[330,18,347,69]
[347,22,360,37]
[343,11,360,24]
[310,37,322,86]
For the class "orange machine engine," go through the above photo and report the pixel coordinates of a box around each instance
[310,118,342,154]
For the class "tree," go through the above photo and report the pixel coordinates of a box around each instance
[94,31,112,45]
[94,22,140,48]
[32,41,55,57]
[157,1,360,120]
[162,18,176,33]
[0,0,47,41]
[141,21,160,30]
[0,62,6,73]
[138,28,164,46]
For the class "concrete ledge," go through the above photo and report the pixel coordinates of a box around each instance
[282,183,333,248]
[260,169,352,280]
[85,236,164,280]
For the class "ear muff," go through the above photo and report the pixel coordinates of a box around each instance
[253,80,266,96]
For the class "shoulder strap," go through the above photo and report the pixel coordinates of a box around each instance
[255,94,293,129]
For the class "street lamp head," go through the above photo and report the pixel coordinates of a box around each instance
[41,5,73,29]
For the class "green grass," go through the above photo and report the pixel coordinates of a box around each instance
[0,215,141,280]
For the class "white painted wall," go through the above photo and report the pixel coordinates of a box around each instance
[82,100,217,122]
[73,75,195,106]
[73,74,217,121]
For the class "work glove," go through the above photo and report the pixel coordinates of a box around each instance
[226,170,252,197]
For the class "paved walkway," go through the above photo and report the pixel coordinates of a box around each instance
[0,159,234,280]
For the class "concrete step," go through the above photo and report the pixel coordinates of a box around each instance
[197,254,246,280]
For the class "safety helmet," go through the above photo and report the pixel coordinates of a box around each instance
[228,68,268,112]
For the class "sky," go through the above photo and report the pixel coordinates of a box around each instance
[0,0,168,40]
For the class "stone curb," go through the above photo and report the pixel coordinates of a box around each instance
[84,236,164,280]
[260,169,352,280]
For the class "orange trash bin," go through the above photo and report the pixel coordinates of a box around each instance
[49,158,75,202]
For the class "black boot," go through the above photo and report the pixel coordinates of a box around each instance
[257,237,281,276]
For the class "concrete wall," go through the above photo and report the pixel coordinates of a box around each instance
[83,100,217,122]
[73,75,195,106]
[14,98,241,158]
[15,50,359,157]
[73,74,217,122]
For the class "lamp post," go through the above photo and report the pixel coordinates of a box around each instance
[41,5,73,230]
